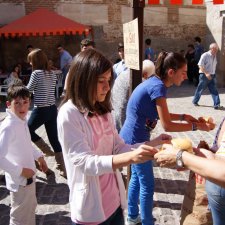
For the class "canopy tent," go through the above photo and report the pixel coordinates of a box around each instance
[0,8,91,38]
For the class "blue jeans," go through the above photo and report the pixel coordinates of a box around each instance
[128,161,154,225]
[28,105,62,153]
[71,206,124,225]
[193,73,220,107]
[205,180,225,225]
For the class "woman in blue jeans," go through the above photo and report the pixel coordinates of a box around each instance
[27,48,66,177]
[120,51,213,225]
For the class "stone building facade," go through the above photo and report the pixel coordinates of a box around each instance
[205,1,225,87]
[0,0,223,85]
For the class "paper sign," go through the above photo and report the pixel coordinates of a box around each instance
[123,18,140,70]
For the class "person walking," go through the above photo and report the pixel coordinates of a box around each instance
[120,51,213,225]
[26,48,66,178]
[192,43,222,110]
[0,85,48,225]
[57,48,171,225]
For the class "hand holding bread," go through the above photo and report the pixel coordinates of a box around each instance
[155,138,193,168]
[197,116,215,130]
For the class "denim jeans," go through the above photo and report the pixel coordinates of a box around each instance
[28,105,62,153]
[71,206,124,225]
[128,161,154,225]
[205,180,225,225]
[193,73,220,107]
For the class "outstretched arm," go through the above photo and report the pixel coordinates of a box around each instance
[112,144,158,170]
[154,146,225,188]
[156,98,213,132]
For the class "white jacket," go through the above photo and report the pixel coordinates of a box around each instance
[57,100,140,223]
[0,109,42,192]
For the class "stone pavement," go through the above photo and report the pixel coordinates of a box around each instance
[0,81,225,225]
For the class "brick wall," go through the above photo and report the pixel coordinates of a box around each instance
[0,0,207,72]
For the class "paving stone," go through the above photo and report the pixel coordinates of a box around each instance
[1,81,225,224]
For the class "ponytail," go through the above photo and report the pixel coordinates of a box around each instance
[155,51,186,80]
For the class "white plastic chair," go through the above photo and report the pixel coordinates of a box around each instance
[0,85,8,97]
[56,72,63,98]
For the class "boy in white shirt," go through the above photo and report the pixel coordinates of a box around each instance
[0,84,48,225]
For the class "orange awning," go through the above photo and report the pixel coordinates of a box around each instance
[0,8,91,38]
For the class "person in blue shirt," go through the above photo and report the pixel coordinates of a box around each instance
[120,51,213,225]
[57,44,72,88]
[194,36,204,63]
[193,36,204,85]
[144,38,155,62]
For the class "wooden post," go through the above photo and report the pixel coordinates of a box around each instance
[130,0,145,90]
[126,0,145,190]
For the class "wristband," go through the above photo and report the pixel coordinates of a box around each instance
[180,114,185,121]
[192,123,197,131]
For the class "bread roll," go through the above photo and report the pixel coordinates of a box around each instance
[198,116,215,130]
[198,116,214,124]
[171,138,193,153]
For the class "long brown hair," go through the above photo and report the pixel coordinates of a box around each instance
[27,48,49,71]
[155,51,187,80]
[62,49,113,115]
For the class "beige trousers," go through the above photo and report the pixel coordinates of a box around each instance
[10,182,37,225]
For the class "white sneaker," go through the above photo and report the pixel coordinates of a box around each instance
[127,215,142,225]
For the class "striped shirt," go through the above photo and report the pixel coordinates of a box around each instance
[27,70,57,107]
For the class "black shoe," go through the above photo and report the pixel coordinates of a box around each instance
[214,105,224,110]
[193,103,199,106]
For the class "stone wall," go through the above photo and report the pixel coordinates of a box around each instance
[205,1,225,87]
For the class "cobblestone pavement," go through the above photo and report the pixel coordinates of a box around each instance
[1,81,225,225]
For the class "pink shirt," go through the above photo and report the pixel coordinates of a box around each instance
[76,114,120,225]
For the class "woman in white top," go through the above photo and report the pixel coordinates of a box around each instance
[57,49,171,225]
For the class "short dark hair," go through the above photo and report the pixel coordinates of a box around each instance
[80,38,95,47]
[145,38,152,45]
[188,44,195,49]
[27,44,33,50]
[62,49,113,115]
[194,37,201,43]
[7,85,30,102]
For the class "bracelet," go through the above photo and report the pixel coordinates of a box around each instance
[192,123,197,131]
[180,114,185,121]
